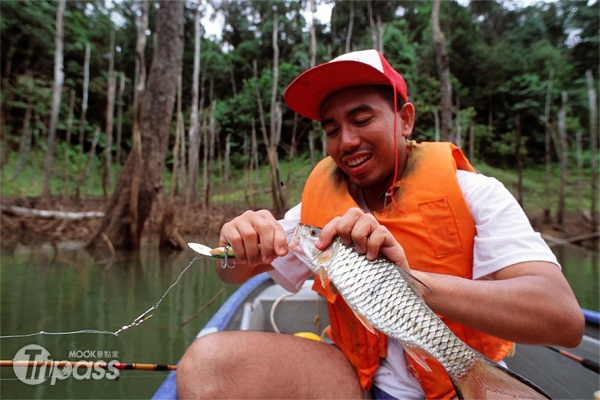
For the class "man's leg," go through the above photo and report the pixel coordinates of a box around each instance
[176,330,363,399]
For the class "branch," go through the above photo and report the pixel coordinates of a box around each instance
[1,204,104,220]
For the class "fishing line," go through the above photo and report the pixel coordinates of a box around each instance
[0,256,200,339]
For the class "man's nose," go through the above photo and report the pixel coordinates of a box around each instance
[339,127,361,151]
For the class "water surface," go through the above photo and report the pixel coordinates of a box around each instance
[0,239,597,399]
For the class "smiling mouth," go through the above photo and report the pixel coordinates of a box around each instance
[346,155,371,167]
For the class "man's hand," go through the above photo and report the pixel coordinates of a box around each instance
[217,210,288,284]
[316,207,410,270]
[220,209,289,266]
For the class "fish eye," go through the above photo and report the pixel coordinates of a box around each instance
[309,228,319,237]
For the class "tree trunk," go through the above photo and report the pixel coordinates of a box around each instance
[42,0,65,200]
[103,29,116,198]
[543,68,555,222]
[266,13,286,217]
[246,117,257,208]
[368,0,377,50]
[454,96,462,147]
[586,70,598,232]
[468,122,475,162]
[287,112,299,188]
[89,0,184,251]
[187,4,202,207]
[431,0,452,142]
[78,42,90,171]
[203,98,217,210]
[308,0,321,167]
[345,0,354,53]
[115,72,125,171]
[515,112,523,206]
[177,108,187,195]
[127,0,149,247]
[63,88,76,199]
[377,15,384,53]
[159,74,186,250]
[433,109,440,142]
[224,134,231,190]
[556,91,568,228]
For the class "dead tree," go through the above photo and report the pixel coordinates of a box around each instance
[89,0,184,250]
[431,0,453,142]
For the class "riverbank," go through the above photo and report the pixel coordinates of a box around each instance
[0,196,598,251]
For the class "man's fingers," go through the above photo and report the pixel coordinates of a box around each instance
[220,210,287,266]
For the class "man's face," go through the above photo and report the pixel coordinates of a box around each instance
[320,86,414,195]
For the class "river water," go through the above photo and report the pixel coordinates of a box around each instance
[0,239,598,399]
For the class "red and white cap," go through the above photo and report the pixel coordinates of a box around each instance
[284,49,408,121]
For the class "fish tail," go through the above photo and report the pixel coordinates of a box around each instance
[453,356,551,399]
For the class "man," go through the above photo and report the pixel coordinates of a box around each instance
[177,49,584,399]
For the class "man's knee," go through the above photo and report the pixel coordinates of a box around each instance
[177,333,230,398]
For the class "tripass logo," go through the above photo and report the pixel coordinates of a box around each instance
[12,344,119,385]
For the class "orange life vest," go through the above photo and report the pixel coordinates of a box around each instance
[300,141,514,398]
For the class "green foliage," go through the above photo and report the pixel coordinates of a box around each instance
[0,0,597,214]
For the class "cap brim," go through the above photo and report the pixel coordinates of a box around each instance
[284,60,392,121]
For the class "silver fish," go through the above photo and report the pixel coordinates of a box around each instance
[289,223,550,400]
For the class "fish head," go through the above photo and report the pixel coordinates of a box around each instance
[289,224,337,279]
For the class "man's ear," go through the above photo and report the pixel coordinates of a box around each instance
[399,103,415,137]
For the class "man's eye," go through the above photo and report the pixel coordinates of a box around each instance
[325,128,339,137]
[354,117,372,126]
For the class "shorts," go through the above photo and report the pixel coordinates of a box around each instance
[370,384,397,399]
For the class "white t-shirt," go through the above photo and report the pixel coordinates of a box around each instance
[269,170,559,398]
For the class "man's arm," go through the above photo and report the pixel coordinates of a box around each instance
[412,262,585,348]
[317,207,585,349]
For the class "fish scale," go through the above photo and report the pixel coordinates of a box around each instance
[327,245,477,377]
[290,223,550,399]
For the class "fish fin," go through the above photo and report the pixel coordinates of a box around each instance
[350,309,377,334]
[396,266,432,298]
[453,356,550,400]
[319,269,328,288]
[401,343,433,372]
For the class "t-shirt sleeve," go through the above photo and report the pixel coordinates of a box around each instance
[456,170,560,280]
[268,203,313,292]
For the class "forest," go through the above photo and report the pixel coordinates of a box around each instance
[0,0,598,252]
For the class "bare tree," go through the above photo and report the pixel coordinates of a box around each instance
[115,72,125,171]
[556,91,569,227]
[160,74,187,249]
[202,95,217,210]
[267,13,286,216]
[128,0,149,245]
[187,3,202,207]
[586,70,598,232]
[77,42,90,169]
[103,28,117,198]
[42,0,65,200]
[514,112,524,206]
[63,88,76,198]
[543,68,555,222]
[345,0,354,53]
[89,0,184,250]
[431,0,453,142]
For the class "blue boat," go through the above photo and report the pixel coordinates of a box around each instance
[153,273,599,399]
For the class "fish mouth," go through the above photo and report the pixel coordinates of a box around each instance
[287,226,303,255]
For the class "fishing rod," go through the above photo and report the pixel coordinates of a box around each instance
[0,360,176,371]
[547,347,599,374]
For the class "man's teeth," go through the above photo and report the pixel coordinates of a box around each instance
[347,155,369,167]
